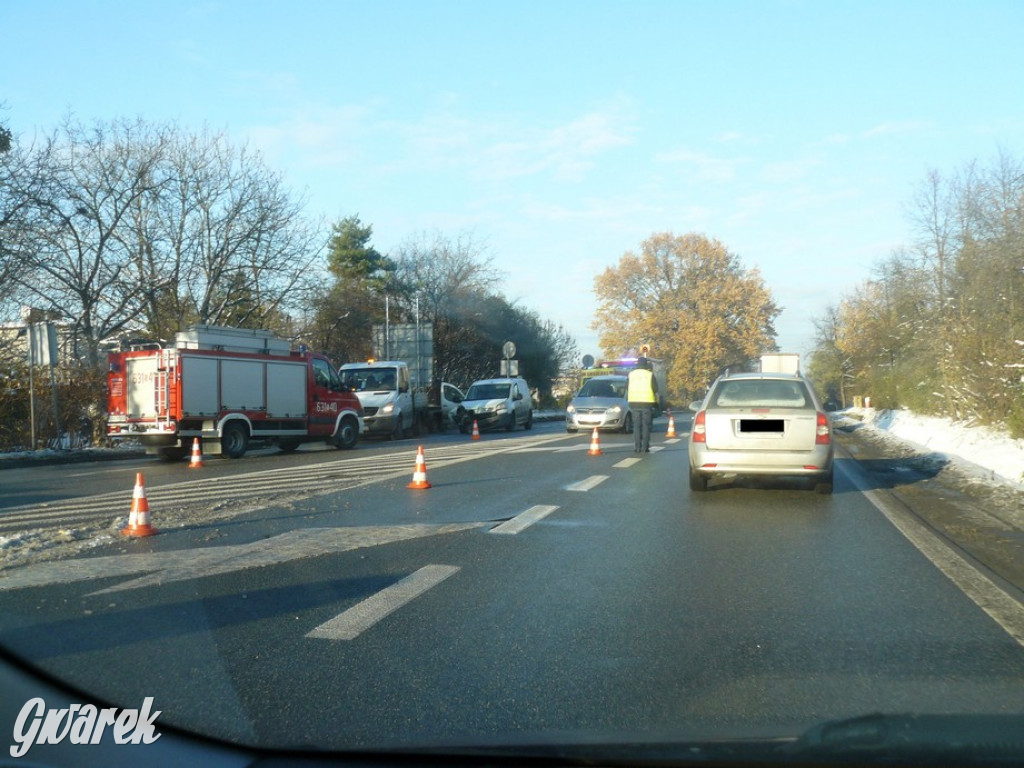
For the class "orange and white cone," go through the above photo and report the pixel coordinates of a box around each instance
[122,472,156,537]
[666,411,677,438]
[471,419,481,441]
[588,427,603,456]
[407,446,432,489]
[188,437,204,468]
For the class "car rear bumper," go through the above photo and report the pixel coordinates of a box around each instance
[689,446,833,476]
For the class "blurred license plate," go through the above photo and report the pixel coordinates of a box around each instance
[739,419,784,433]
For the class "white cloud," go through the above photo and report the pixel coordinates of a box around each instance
[253,98,638,185]
[654,149,748,183]
[860,120,934,139]
[245,104,375,168]
[474,108,637,182]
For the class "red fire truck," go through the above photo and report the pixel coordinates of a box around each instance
[107,325,364,460]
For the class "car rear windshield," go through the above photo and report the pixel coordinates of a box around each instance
[710,379,811,408]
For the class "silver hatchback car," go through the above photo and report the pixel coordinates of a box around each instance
[688,372,834,493]
[565,375,632,433]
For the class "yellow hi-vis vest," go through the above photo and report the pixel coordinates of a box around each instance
[627,368,656,404]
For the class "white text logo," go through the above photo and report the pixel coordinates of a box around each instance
[10,697,161,758]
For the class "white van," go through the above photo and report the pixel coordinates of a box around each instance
[459,377,533,432]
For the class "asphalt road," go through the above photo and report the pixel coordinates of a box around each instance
[1,418,1023,754]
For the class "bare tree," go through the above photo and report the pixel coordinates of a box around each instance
[15,117,169,364]
[153,129,323,334]
[11,118,324,359]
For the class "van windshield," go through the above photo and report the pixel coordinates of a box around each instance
[466,383,511,400]
[342,367,397,392]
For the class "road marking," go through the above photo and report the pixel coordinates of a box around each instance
[489,505,559,535]
[567,475,609,492]
[649,446,665,453]
[614,458,642,468]
[307,564,459,640]
[664,438,681,444]
[0,524,484,592]
[852,469,1024,648]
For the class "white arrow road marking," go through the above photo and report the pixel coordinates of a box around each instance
[489,505,560,535]
[0,524,485,593]
[566,475,609,492]
[307,564,460,640]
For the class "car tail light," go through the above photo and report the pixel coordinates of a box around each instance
[692,411,706,443]
[815,412,831,444]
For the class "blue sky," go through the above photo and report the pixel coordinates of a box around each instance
[3,1,1023,360]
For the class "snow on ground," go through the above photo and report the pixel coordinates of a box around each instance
[839,407,1024,490]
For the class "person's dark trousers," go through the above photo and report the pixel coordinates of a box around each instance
[631,405,653,452]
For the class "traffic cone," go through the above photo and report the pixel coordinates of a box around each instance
[122,472,156,537]
[666,411,677,438]
[471,419,481,441]
[407,446,432,489]
[588,427,603,456]
[188,437,204,468]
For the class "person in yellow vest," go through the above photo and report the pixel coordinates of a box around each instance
[627,357,659,453]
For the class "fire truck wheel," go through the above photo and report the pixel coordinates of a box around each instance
[222,422,249,459]
[334,417,359,450]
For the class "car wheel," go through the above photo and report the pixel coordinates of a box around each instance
[525,411,533,430]
[222,422,249,459]
[506,412,515,431]
[689,464,708,492]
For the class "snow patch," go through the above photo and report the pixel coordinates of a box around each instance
[842,408,1024,489]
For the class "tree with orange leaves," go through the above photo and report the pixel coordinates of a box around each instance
[592,232,779,402]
